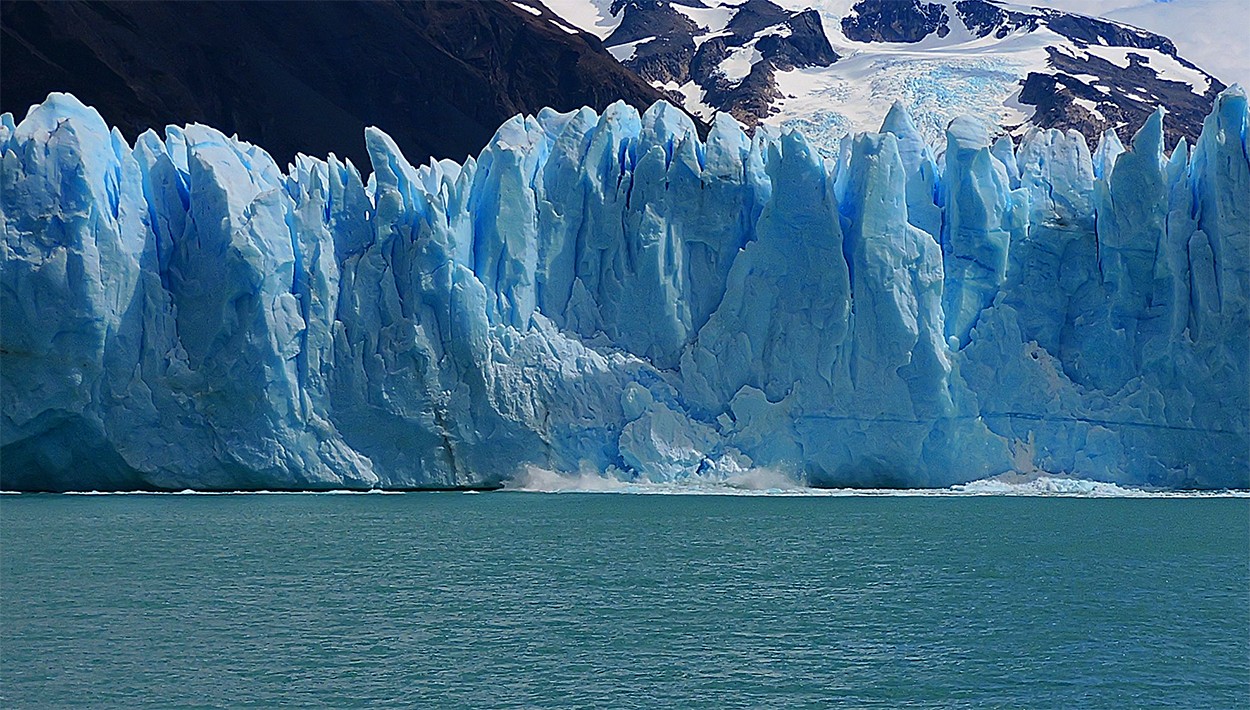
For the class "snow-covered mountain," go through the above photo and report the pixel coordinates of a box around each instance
[542,0,1227,150]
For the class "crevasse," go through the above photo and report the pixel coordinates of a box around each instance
[1,89,1246,491]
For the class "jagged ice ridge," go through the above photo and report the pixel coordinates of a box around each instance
[1,89,1246,491]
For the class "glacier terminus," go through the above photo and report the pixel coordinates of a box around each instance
[1,89,1246,491]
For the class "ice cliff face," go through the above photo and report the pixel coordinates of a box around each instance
[2,90,1246,490]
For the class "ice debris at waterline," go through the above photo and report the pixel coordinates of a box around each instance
[503,469,1250,497]
[1,91,1247,491]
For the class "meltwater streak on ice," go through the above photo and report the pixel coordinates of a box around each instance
[1,88,1247,492]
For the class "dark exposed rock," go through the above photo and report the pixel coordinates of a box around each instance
[610,3,706,96]
[629,35,698,86]
[950,0,1222,145]
[606,0,699,45]
[958,0,1177,53]
[762,10,839,71]
[0,0,673,167]
[955,0,1038,39]
[8,0,1224,163]
[606,0,836,126]
[570,0,1223,148]
[1020,47,1225,147]
[704,60,784,126]
[689,36,733,84]
[1039,10,1176,54]
[696,5,837,126]
[725,0,792,37]
[841,0,949,44]
[603,0,701,94]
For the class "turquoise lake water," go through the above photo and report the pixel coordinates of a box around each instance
[2,493,1247,708]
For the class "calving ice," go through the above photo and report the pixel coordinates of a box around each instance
[1,89,1246,491]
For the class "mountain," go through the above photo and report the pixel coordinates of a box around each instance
[547,0,839,128]
[2,89,1246,491]
[0,0,670,167]
[3,1,1227,165]
[544,0,1228,150]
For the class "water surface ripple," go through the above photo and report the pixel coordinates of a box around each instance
[2,494,1247,708]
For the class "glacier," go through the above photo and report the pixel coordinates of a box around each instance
[1,89,1246,491]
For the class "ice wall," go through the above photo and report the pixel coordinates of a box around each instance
[2,89,1246,490]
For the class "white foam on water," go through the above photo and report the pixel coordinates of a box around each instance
[5,472,1247,498]
[949,475,1248,498]
[505,466,633,493]
[500,468,1250,498]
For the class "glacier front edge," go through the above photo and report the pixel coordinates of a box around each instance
[1,90,1246,491]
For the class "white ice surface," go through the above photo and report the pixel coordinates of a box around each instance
[720,43,762,83]
[511,1,543,18]
[540,0,624,39]
[609,36,655,62]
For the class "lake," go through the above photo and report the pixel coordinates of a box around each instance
[2,492,1247,708]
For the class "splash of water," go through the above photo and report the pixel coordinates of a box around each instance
[502,467,1250,498]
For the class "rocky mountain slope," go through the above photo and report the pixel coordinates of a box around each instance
[545,0,1227,150]
[0,0,670,167]
[3,1,1228,163]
